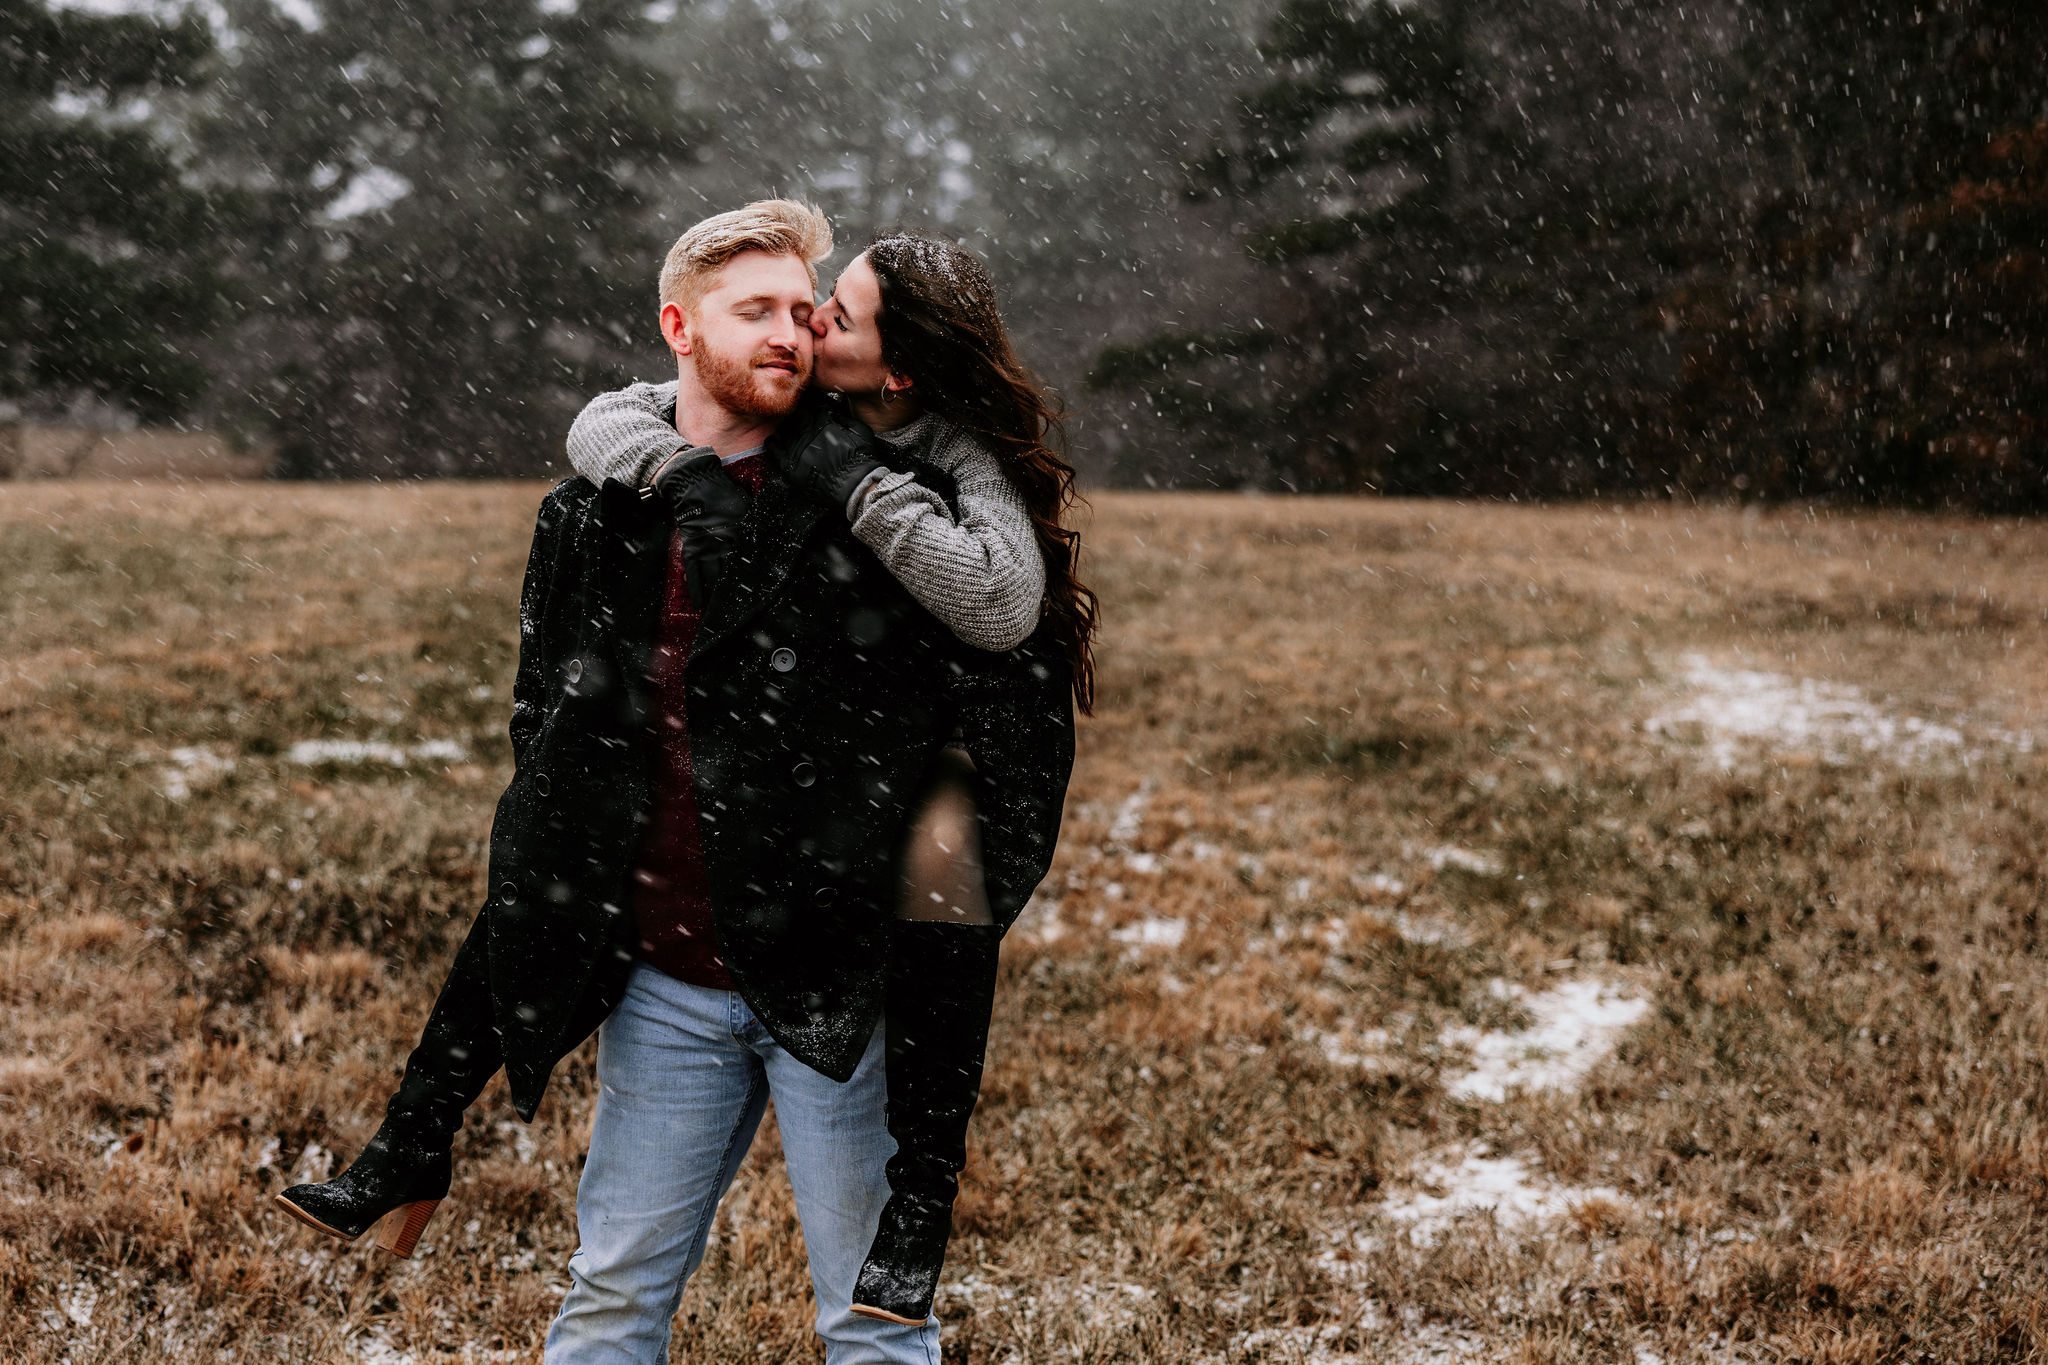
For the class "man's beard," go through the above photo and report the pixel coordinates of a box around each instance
[693,338,808,418]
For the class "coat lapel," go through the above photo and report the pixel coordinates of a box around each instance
[591,477,670,688]
[695,463,832,656]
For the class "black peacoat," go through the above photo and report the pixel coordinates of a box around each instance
[468,441,1073,1120]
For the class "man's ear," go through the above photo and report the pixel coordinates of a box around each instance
[660,301,693,358]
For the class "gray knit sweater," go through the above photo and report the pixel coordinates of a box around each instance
[564,381,1046,652]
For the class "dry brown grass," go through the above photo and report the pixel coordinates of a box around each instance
[3,483,2047,1363]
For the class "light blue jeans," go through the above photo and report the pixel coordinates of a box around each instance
[544,966,938,1364]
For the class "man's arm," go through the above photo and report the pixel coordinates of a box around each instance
[565,380,684,487]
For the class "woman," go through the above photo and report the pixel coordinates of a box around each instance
[274,231,1093,1326]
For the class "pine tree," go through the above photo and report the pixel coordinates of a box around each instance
[1092,0,1478,492]
[1663,0,2048,508]
[204,0,697,476]
[1086,0,1712,494]
[0,0,229,423]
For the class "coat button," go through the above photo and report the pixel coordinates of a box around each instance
[498,881,518,903]
[791,761,817,788]
[533,773,551,795]
[566,658,584,683]
[770,647,796,673]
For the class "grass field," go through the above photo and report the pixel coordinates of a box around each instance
[3,482,2046,1363]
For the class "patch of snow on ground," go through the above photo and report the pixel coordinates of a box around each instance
[495,1119,539,1165]
[1388,911,1467,946]
[290,1142,332,1183]
[1354,870,1408,900]
[287,738,468,767]
[1106,780,1153,846]
[1645,653,2028,769]
[939,1271,1016,1307]
[1288,961,1662,1356]
[350,1331,418,1365]
[159,745,234,800]
[44,1281,97,1331]
[1384,1321,1494,1363]
[1226,1311,1490,1365]
[1299,1023,1393,1069]
[348,1335,523,1365]
[1312,1230,1378,1286]
[1443,977,1652,1102]
[1017,892,1063,943]
[1111,916,1186,949]
[1382,1149,1624,1244]
[1422,845,1504,876]
[941,1275,1154,1331]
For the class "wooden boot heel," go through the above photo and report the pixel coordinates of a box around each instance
[371,1198,442,1258]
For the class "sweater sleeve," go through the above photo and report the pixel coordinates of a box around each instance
[849,432,1047,652]
[565,380,684,488]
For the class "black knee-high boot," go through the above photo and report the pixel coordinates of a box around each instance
[851,920,1003,1325]
[274,926,503,1257]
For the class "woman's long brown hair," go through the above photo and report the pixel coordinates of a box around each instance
[864,231,1099,714]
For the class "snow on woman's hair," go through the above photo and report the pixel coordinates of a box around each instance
[658,199,833,314]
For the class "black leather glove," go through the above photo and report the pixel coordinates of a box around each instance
[654,449,752,608]
[902,457,960,518]
[780,414,890,514]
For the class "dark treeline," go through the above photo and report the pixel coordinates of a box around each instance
[3,0,2044,507]
[1095,0,2048,509]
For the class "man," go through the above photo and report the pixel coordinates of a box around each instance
[522,200,956,1362]
[274,199,1064,1358]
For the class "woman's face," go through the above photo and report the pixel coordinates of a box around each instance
[809,252,903,397]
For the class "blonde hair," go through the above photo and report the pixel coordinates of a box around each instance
[658,199,833,314]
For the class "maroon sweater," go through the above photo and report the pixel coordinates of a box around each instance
[629,453,767,989]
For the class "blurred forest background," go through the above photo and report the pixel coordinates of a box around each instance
[4,0,2045,506]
